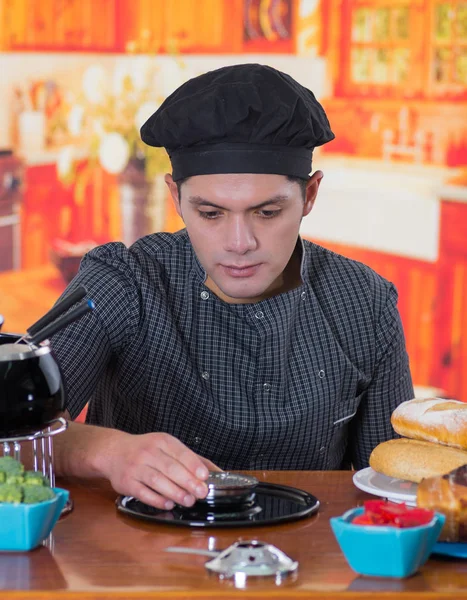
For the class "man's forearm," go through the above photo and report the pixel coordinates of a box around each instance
[12,412,216,509]
[53,418,128,479]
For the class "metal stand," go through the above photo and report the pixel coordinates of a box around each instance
[0,417,72,517]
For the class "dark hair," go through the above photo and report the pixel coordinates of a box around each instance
[176,175,308,201]
[287,175,308,201]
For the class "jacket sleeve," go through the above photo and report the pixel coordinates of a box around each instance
[49,243,142,420]
[347,282,414,470]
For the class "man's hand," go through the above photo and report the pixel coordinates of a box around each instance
[53,418,221,510]
[101,431,220,509]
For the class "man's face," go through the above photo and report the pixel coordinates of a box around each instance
[167,172,320,303]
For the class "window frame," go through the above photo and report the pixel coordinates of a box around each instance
[337,0,467,100]
[427,0,467,99]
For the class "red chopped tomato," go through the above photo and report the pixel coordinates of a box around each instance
[351,501,434,528]
[363,500,388,513]
[352,514,376,525]
[394,509,435,528]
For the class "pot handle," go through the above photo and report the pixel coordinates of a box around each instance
[27,285,88,337]
[29,300,95,346]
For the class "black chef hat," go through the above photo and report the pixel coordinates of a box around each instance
[141,63,334,181]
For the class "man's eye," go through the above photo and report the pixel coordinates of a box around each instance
[199,211,220,219]
[258,209,281,218]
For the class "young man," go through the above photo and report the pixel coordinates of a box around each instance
[51,64,414,510]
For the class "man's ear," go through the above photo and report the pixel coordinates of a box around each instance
[165,174,183,220]
[303,170,323,217]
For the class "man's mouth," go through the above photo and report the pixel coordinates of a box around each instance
[221,264,261,278]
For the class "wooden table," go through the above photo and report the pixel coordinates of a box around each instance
[2,471,467,599]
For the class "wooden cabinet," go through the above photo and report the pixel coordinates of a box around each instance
[0,0,247,53]
[1,0,118,51]
[0,0,297,54]
[22,163,62,268]
[0,153,22,272]
[119,0,244,54]
[21,162,120,269]
[432,200,467,401]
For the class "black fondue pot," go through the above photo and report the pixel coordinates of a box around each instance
[0,333,66,437]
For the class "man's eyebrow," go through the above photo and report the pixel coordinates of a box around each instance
[188,195,290,210]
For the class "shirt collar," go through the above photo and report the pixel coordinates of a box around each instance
[189,241,208,283]
[298,236,309,283]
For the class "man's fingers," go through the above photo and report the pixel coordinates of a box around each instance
[112,433,221,506]
[201,456,223,472]
[155,434,210,479]
[130,481,176,511]
[137,464,197,507]
[155,449,208,499]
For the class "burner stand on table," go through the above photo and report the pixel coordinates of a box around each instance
[0,417,72,518]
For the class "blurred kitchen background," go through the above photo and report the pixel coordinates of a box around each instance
[0,0,466,404]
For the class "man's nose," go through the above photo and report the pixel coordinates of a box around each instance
[224,215,257,254]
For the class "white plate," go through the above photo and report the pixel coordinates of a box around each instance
[353,467,417,506]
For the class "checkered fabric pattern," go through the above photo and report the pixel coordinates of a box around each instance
[50,230,414,471]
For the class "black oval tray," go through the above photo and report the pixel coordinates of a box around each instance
[116,482,320,528]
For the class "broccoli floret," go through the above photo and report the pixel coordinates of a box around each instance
[0,457,25,488]
[23,471,49,487]
[0,460,55,503]
[5,472,24,485]
[0,483,23,503]
[22,486,55,504]
[0,456,24,475]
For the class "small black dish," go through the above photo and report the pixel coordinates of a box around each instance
[116,482,320,528]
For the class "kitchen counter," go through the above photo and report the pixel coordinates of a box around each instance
[1,470,467,599]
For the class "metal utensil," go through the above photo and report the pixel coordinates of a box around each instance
[26,285,88,337]
[165,540,298,580]
[165,547,219,558]
[28,299,95,346]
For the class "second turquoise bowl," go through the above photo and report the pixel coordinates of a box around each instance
[330,506,446,578]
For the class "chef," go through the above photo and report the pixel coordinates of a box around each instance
[51,63,414,509]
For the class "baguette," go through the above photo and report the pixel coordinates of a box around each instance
[391,397,467,451]
[369,438,467,483]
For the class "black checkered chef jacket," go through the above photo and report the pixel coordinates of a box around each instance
[50,229,414,471]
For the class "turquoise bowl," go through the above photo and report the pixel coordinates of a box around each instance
[330,506,446,578]
[0,488,69,552]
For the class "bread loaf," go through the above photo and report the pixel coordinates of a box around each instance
[417,465,467,542]
[391,397,467,451]
[369,438,467,483]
